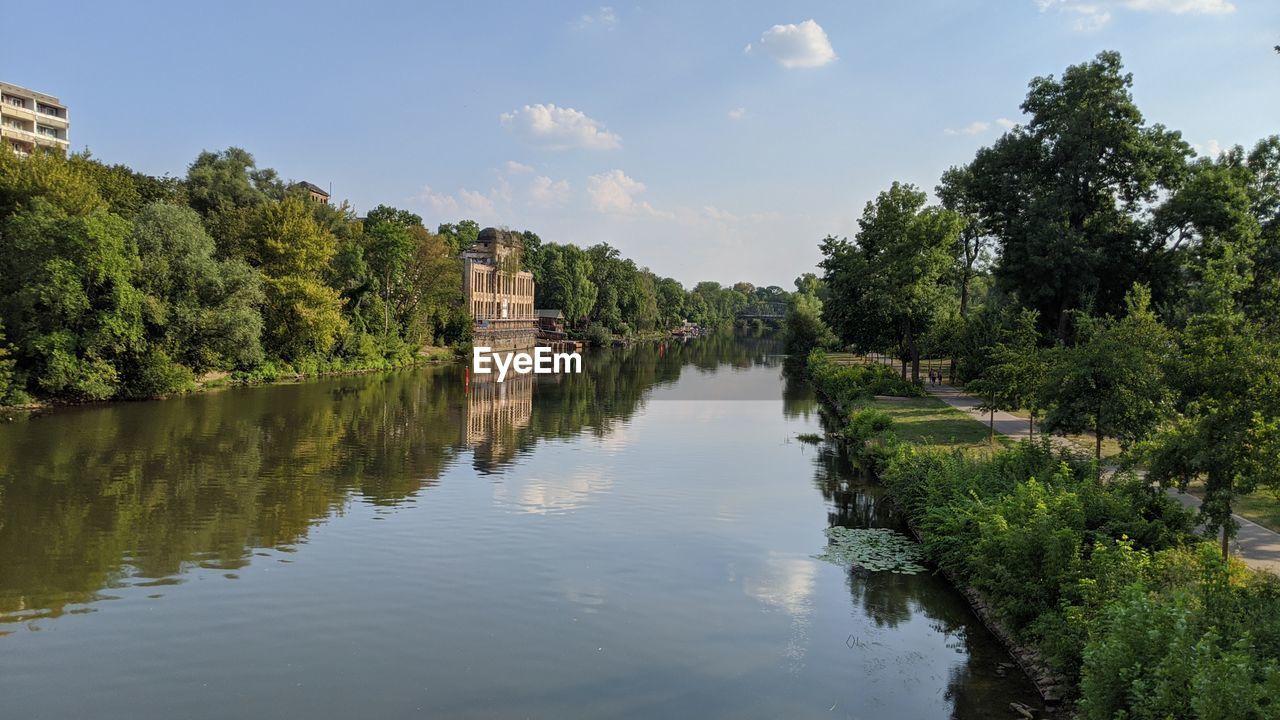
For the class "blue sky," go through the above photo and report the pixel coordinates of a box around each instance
[4,1,1277,287]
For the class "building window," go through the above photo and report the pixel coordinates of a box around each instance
[3,95,26,109]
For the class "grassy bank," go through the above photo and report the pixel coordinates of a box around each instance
[1,346,458,413]
[807,349,1280,717]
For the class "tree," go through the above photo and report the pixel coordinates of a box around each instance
[1147,250,1280,558]
[654,276,686,329]
[967,52,1191,339]
[820,182,961,381]
[362,205,421,338]
[0,200,145,400]
[1042,285,1171,472]
[248,196,346,359]
[401,227,463,345]
[131,202,264,371]
[436,220,479,256]
[537,243,596,326]
[185,147,284,257]
[784,290,835,356]
[966,309,1046,441]
[936,164,994,318]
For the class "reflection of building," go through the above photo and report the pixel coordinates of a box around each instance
[464,370,534,467]
[463,228,537,349]
[1,82,69,157]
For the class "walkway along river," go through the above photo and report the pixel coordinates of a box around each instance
[0,333,1040,719]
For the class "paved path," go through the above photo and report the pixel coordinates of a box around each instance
[920,380,1280,574]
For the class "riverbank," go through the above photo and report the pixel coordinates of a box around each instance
[806,349,1280,718]
[0,345,459,415]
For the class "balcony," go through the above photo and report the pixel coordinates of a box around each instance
[2,126,67,147]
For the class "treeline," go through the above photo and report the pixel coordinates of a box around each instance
[526,240,790,339]
[808,50,1279,546]
[0,146,476,403]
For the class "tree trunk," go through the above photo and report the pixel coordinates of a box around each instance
[1094,407,1103,483]
[907,323,920,383]
[1029,413,1034,441]
[989,406,995,444]
[1221,525,1230,562]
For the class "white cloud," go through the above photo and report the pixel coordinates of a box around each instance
[574,6,617,31]
[529,175,571,208]
[745,20,837,69]
[504,160,534,174]
[588,169,645,213]
[587,169,670,218]
[727,107,747,120]
[944,121,992,136]
[1122,0,1234,13]
[1036,0,1234,30]
[500,103,622,150]
[1194,139,1224,157]
[702,205,738,222]
[996,117,1018,129]
[458,189,495,215]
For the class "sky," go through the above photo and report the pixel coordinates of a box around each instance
[4,0,1277,288]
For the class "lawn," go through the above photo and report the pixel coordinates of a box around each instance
[867,396,1005,453]
[1185,480,1280,534]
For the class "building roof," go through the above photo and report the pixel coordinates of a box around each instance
[535,309,564,319]
[295,181,329,197]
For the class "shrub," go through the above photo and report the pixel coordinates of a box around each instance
[583,323,611,347]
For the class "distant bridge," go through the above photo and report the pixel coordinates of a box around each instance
[737,302,787,320]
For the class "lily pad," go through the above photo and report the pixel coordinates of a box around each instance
[813,526,927,574]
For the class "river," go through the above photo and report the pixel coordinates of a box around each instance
[0,333,1041,719]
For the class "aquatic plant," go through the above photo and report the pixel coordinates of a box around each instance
[813,526,927,574]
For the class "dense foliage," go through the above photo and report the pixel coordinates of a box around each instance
[0,146,467,402]
[882,442,1280,717]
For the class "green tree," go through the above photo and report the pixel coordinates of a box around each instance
[0,200,145,400]
[966,309,1046,441]
[362,205,421,338]
[436,220,479,256]
[968,52,1191,338]
[820,182,961,381]
[1042,285,1171,470]
[248,196,346,359]
[784,291,835,356]
[537,243,597,326]
[1147,250,1280,558]
[185,147,284,257]
[131,202,264,371]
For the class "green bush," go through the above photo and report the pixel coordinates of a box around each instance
[806,349,925,408]
[583,323,611,347]
[121,347,195,398]
[879,439,1211,696]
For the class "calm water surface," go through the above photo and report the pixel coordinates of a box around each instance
[0,334,1040,719]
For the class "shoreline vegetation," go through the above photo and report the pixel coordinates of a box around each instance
[806,349,1280,718]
